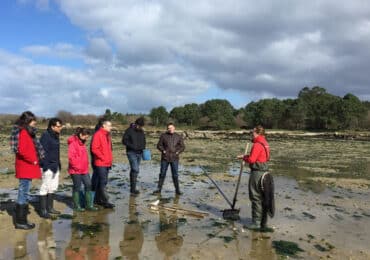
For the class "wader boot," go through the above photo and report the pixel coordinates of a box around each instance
[260,208,274,232]
[247,170,264,230]
[72,192,85,212]
[173,175,182,195]
[85,191,98,211]
[39,195,51,219]
[153,176,165,194]
[15,204,35,230]
[47,193,61,214]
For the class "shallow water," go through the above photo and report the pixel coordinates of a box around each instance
[1,163,370,259]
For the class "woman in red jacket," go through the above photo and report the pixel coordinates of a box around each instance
[68,127,98,211]
[238,125,270,230]
[12,111,43,229]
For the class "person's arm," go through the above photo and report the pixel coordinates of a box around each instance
[176,135,185,154]
[91,133,105,160]
[157,134,165,152]
[68,140,80,171]
[244,143,263,164]
[17,130,38,165]
[122,130,135,150]
[40,132,49,156]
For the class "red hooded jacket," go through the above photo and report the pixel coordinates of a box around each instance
[68,135,89,174]
[243,135,270,164]
[91,128,113,167]
[15,128,42,179]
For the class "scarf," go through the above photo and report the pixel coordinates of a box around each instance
[10,125,20,154]
[10,125,45,161]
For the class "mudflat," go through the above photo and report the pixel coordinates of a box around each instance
[1,132,369,259]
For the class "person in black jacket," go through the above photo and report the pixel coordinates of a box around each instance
[154,123,185,195]
[122,117,146,196]
[39,118,63,218]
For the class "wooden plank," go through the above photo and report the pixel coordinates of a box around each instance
[148,204,209,218]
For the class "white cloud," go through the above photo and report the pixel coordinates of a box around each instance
[4,0,370,116]
[21,43,82,59]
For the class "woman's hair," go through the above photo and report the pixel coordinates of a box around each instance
[254,125,265,136]
[16,111,36,128]
[75,127,90,136]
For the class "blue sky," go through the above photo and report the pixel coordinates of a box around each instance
[1,0,370,116]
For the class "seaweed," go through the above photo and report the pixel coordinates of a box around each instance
[272,240,304,257]
[302,212,316,220]
[71,222,105,238]
[59,214,74,219]
[218,236,234,243]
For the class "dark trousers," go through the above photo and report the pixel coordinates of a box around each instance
[91,166,110,204]
[71,174,92,193]
[127,151,142,192]
[159,160,179,180]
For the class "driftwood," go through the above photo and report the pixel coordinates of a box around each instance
[148,203,209,218]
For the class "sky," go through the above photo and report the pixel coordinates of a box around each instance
[1,0,370,116]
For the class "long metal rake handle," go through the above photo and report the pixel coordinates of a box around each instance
[204,172,233,208]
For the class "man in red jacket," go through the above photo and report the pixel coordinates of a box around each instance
[238,125,271,230]
[91,119,114,208]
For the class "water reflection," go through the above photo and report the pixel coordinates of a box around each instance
[119,196,144,260]
[248,232,276,260]
[38,219,57,260]
[64,210,111,260]
[155,196,184,259]
[14,232,28,259]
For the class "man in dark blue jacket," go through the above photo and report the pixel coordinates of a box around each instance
[122,117,146,196]
[39,118,63,218]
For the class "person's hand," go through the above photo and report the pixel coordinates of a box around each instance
[236,154,244,159]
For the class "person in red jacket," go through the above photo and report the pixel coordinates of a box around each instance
[237,125,271,230]
[90,119,114,208]
[12,111,43,229]
[68,127,98,212]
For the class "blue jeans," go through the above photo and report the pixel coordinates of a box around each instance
[127,151,142,178]
[159,160,179,179]
[17,179,32,205]
[91,166,109,204]
[71,174,92,193]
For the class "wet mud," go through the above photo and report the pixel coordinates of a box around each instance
[1,135,370,259]
[1,162,370,259]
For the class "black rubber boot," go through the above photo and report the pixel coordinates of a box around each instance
[39,195,51,219]
[130,173,140,196]
[153,176,165,194]
[173,176,182,195]
[15,204,35,230]
[47,193,61,214]
[101,188,115,208]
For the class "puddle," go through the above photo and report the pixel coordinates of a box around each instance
[0,163,370,259]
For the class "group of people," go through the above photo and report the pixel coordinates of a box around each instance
[11,110,272,231]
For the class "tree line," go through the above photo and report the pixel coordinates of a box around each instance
[150,86,370,130]
[1,86,368,131]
